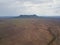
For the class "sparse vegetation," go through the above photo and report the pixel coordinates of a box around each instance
[47,27,56,45]
[0,18,60,45]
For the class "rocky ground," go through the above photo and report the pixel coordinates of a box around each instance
[0,18,60,45]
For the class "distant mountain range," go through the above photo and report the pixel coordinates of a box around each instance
[15,14,60,19]
[0,14,60,19]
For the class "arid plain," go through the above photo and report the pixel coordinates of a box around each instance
[0,18,60,45]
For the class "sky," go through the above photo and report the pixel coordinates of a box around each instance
[0,0,60,16]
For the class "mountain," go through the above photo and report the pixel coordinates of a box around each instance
[15,14,39,18]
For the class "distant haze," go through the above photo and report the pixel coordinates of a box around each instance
[0,0,60,16]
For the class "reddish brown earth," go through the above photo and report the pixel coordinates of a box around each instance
[0,18,60,45]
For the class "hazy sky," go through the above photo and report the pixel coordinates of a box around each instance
[0,0,60,16]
